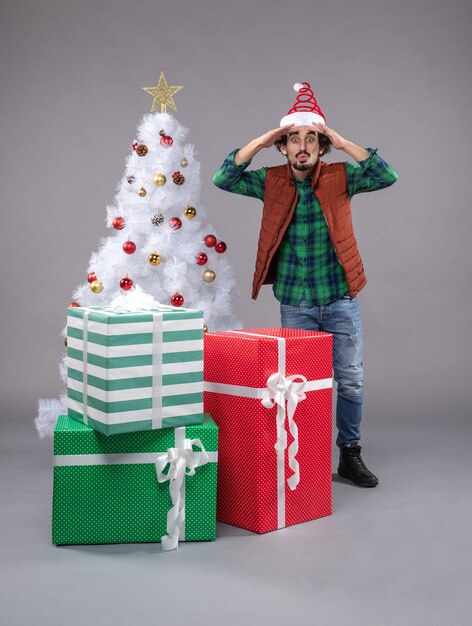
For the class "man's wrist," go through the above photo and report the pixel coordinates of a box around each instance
[341,141,370,162]
[235,139,263,165]
[248,137,267,155]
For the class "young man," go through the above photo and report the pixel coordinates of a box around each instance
[213,83,398,487]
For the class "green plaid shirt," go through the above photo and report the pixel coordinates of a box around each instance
[213,148,398,306]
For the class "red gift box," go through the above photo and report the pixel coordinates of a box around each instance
[204,328,333,534]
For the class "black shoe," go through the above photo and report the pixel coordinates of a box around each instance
[338,445,379,488]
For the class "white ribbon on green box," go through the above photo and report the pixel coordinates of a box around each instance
[155,428,211,551]
[54,424,218,550]
[204,331,332,530]
[67,297,204,435]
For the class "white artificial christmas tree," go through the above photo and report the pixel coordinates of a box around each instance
[36,73,241,437]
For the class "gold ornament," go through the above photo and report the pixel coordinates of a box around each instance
[184,205,197,219]
[202,269,216,283]
[90,280,104,293]
[203,325,208,333]
[148,252,161,266]
[138,187,147,197]
[153,173,166,186]
[181,157,189,168]
[142,71,183,113]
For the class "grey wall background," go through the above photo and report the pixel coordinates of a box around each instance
[1,0,471,429]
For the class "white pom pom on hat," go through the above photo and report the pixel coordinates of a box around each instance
[280,81,326,128]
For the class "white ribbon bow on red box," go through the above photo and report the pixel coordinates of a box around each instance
[261,372,307,491]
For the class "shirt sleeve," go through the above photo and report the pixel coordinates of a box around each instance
[212,149,267,200]
[346,148,399,198]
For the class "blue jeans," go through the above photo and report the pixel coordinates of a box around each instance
[280,296,364,447]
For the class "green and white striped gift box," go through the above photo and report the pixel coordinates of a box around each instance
[67,305,204,435]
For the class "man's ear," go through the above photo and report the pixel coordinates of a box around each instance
[280,144,287,156]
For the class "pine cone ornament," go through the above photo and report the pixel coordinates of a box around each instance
[136,144,148,157]
[151,213,165,226]
[172,171,185,185]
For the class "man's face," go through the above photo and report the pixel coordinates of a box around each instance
[280,127,320,174]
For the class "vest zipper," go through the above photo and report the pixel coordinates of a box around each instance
[318,200,342,266]
[258,191,297,292]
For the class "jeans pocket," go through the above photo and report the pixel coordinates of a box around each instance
[281,301,306,311]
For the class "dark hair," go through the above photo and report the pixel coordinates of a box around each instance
[275,132,332,156]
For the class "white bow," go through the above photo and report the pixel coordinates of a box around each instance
[261,373,307,490]
[110,285,162,313]
[155,438,209,551]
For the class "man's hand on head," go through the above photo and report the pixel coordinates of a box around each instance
[256,124,295,148]
[311,122,347,150]
[312,122,370,162]
[234,124,294,165]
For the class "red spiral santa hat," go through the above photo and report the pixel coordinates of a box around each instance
[280,82,326,127]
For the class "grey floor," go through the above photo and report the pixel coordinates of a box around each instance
[1,416,470,626]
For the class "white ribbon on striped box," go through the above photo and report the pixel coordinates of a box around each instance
[204,331,332,529]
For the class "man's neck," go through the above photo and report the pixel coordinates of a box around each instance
[291,166,314,182]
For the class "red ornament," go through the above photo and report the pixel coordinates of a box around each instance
[215,241,227,253]
[195,252,208,265]
[123,240,136,254]
[68,301,80,308]
[160,134,173,148]
[204,234,217,248]
[169,217,182,230]
[112,217,125,230]
[87,272,97,283]
[131,141,138,151]
[120,277,133,291]
[170,293,184,307]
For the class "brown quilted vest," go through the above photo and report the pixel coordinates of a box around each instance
[252,158,367,300]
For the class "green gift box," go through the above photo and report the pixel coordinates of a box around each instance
[67,305,204,435]
[52,414,218,549]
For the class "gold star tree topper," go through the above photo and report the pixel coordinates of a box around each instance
[142,72,183,113]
